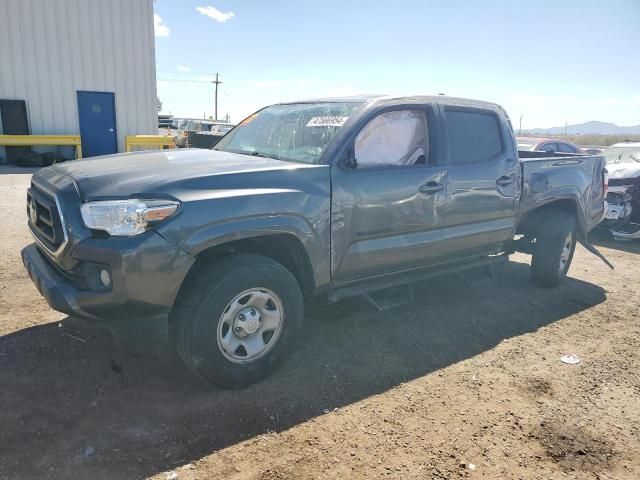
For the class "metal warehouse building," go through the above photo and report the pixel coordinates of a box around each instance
[0,0,157,160]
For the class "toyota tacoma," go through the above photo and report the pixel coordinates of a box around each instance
[22,95,610,387]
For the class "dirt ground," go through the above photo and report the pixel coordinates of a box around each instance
[1,166,639,480]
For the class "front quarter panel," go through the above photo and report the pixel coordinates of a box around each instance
[155,166,332,288]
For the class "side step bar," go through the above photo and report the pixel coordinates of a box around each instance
[328,254,508,304]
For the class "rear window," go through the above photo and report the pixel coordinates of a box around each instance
[445,110,503,164]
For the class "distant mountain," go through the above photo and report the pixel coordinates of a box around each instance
[526,121,640,136]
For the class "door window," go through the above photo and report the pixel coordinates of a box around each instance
[557,142,576,153]
[444,110,503,164]
[355,110,428,168]
[539,142,558,153]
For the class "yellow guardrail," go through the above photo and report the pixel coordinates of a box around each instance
[0,134,82,159]
[125,135,176,152]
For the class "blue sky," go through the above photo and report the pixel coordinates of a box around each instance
[154,0,640,129]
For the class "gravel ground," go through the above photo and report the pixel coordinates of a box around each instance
[0,166,639,480]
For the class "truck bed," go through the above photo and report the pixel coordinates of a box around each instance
[516,151,607,235]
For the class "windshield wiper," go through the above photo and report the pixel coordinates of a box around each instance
[214,148,281,160]
[247,151,281,160]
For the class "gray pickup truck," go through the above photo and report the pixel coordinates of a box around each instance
[22,95,609,387]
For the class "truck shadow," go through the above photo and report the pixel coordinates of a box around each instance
[0,260,606,480]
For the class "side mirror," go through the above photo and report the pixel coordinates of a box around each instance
[341,147,357,169]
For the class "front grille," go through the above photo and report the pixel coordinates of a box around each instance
[27,184,66,253]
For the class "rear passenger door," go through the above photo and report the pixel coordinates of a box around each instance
[439,106,521,257]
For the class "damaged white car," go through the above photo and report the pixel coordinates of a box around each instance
[602,142,640,240]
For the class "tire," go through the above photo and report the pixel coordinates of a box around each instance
[172,254,303,388]
[530,212,577,287]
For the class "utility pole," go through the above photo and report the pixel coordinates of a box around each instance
[519,115,523,135]
[212,73,222,121]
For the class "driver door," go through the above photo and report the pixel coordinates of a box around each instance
[330,106,449,283]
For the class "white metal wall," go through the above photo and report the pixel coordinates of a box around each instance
[0,0,157,154]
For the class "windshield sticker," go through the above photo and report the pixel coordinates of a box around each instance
[306,116,349,128]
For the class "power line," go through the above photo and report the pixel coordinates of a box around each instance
[157,78,214,83]
[157,73,225,121]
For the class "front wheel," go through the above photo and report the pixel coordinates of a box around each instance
[172,254,303,388]
[530,212,577,287]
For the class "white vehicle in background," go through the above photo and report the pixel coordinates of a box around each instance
[602,142,640,240]
[209,123,234,135]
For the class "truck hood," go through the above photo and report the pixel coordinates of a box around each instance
[607,161,640,181]
[52,149,327,200]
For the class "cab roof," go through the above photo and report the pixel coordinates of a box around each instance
[279,94,504,112]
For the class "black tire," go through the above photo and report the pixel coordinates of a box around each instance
[530,212,577,287]
[172,254,303,388]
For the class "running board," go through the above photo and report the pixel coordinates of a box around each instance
[456,262,496,286]
[361,284,415,312]
[327,254,508,304]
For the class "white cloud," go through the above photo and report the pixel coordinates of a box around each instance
[196,6,235,23]
[154,14,170,37]
[177,65,191,73]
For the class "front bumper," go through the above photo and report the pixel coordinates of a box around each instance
[22,243,95,319]
[21,232,194,321]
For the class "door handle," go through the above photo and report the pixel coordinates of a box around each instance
[108,128,114,132]
[419,182,443,194]
[496,174,515,186]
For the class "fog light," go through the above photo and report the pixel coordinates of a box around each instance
[99,269,111,287]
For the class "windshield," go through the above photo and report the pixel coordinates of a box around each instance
[517,140,538,151]
[603,146,640,164]
[215,102,364,164]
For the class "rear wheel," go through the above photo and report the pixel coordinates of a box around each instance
[530,212,577,287]
[172,254,303,388]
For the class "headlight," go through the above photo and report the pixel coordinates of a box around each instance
[80,199,179,236]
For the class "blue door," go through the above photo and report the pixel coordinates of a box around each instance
[77,91,117,157]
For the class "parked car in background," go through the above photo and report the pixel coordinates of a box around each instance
[170,118,187,131]
[210,123,234,135]
[191,123,235,149]
[174,118,194,147]
[168,118,187,144]
[22,95,610,388]
[601,142,640,240]
[583,147,605,155]
[175,119,209,147]
[185,121,221,147]
[516,137,586,154]
[158,114,173,129]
